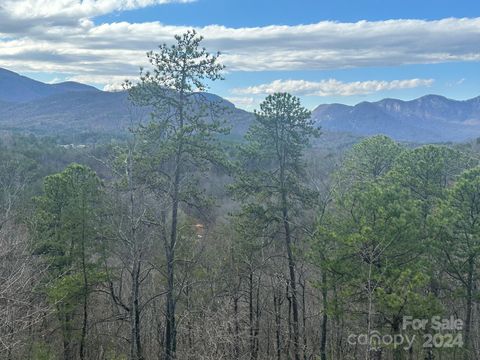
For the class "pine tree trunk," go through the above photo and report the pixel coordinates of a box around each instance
[165,88,185,360]
[392,316,403,360]
[320,271,328,360]
[282,195,300,360]
[302,280,308,360]
[131,256,143,360]
[273,288,282,360]
[165,242,176,360]
[63,310,73,360]
[234,294,240,360]
[464,256,475,360]
[249,272,257,360]
[80,202,88,360]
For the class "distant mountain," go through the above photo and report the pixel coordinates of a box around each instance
[2,68,479,143]
[312,95,480,143]
[0,90,132,134]
[0,68,252,138]
[0,68,98,103]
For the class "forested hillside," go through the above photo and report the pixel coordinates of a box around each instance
[1,32,480,360]
[312,95,480,143]
[0,69,252,139]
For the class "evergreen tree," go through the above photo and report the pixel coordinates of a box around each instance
[232,92,319,360]
[127,30,227,360]
[433,167,480,359]
[34,164,103,360]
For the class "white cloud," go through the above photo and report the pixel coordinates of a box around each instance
[0,7,479,86]
[233,78,434,97]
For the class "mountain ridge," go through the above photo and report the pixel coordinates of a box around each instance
[0,68,98,103]
[312,94,480,142]
[0,68,252,138]
[1,68,480,143]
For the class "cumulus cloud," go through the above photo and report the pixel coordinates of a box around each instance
[0,3,479,86]
[233,78,434,97]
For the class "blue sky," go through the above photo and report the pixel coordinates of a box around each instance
[0,0,479,110]
[97,0,480,26]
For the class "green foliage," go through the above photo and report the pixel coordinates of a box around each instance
[33,163,105,354]
[232,92,320,217]
[337,134,404,188]
[388,145,474,215]
[130,30,224,95]
[317,136,456,340]
[375,268,437,320]
[126,30,230,213]
[47,268,107,305]
[4,105,480,359]
[34,164,103,273]
[432,166,480,286]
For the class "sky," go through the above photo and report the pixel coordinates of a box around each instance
[0,0,479,110]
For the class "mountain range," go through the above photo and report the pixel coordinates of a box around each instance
[0,68,252,138]
[312,95,480,143]
[0,68,99,103]
[0,68,479,143]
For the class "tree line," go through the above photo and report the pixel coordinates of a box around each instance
[1,31,480,360]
